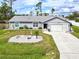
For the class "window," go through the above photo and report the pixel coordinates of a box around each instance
[15,22,19,27]
[33,22,38,27]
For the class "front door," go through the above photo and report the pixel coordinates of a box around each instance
[44,24,47,29]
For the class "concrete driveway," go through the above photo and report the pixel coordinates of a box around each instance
[51,32,79,59]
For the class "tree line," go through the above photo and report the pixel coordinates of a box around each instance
[66,12,79,22]
[0,1,55,20]
[31,2,55,16]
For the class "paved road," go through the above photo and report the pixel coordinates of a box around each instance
[51,32,79,59]
[69,20,79,26]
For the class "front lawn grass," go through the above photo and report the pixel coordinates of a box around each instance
[71,26,79,38]
[0,30,59,59]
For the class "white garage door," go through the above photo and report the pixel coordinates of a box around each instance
[51,24,64,32]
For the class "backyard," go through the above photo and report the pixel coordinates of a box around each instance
[72,25,79,38]
[0,30,59,59]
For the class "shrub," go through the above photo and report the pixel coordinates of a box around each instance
[72,26,79,33]
[19,27,24,29]
[24,25,28,29]
[29,27,32,29]
[48,29,50,32]
[38,27,42,29]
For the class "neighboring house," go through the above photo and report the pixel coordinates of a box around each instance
[9,16,71,32]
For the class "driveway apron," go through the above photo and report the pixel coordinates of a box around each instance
[51,32,79,59]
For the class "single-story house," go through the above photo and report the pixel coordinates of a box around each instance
[9,16,71,32]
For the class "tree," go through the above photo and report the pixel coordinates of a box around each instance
[30,11,33,16]
[4,0,16,7]
[51,8,55,14]
[44,13,49,16]
[36,11,39,16]
[66,11,79,20]
[66,15,74,20]
[36,2,42,15]
[35,9,39,16]
[4,0,16,16]
[75,18,79,22]
[62,15,64,17]
[34,30,39,39]
[0,2,15,20]
[73,12,79,17]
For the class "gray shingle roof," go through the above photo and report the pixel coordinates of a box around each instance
[9,16,70,23]
[9,16,55,22]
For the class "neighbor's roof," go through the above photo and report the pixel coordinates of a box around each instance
[9,16,70,23]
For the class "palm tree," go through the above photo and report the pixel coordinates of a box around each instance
[51,8,55,14]
[34,30,39,39]
[35,8,39,16]
[36,2,42,15]
[30,11,33,16]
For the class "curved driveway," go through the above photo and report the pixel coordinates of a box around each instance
[51,32,79,59]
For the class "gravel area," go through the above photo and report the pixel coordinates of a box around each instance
[8,35,43,43]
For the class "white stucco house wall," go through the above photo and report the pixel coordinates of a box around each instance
[9,16,71,32]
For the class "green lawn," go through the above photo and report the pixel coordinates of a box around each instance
[0,30,59,59]
[72,26,79,38]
